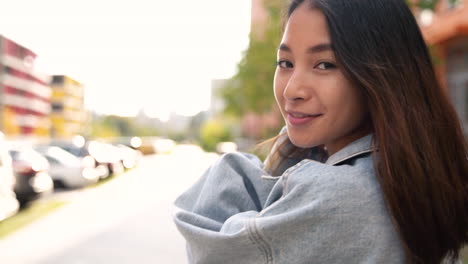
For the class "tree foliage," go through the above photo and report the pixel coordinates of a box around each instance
[220,0,284,117]
[412,0,438,10]
[199,119,233,152]
[90,115,160,138]
[406,0,446,10]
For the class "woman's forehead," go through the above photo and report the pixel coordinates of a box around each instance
[281,5,331,49]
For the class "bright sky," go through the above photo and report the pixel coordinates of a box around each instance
[0,0,252,119]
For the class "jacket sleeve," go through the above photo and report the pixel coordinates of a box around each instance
[173,152,280,264]
[173,153,405,264]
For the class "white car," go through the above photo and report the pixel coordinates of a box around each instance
[35,146,100,188]
[115,144,141,169]
[0,141,19,220]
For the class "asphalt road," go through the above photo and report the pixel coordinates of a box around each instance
[0,144,219,264]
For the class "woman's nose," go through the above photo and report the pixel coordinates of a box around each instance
[283,72,310,102]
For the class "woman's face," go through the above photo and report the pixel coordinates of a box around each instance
[274,4,369,155]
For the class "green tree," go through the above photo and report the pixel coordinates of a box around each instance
[411,0,438,9]
[90,115,159,139]
[405,0,448,10]
[199,120,233,152]
[90,120,120,138]
[220,0,283,117]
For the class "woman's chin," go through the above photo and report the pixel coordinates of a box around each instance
[288,136,320,149]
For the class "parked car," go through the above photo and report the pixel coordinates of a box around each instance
[137,138,156,155]
[108,136,142,149]
[216,142,238,154]
[47,140,114,179]
[8,147,53,205]
[86,141,124,175]
[153,138,176,154]
[34,146,100,188]
[114,144,141,169]
[0,140,19,221]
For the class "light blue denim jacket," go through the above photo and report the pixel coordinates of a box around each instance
[173,133,406,263]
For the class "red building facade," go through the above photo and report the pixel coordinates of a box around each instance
[0,35,51,138]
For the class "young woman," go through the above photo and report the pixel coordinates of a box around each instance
[174,0,468,263]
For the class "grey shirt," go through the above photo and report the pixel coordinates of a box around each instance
[173,134,406,263]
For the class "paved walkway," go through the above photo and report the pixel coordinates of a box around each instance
[0,147,218,264]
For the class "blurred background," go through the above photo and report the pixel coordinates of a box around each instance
[0,0,467,263]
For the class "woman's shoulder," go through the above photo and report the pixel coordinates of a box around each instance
[283,134,378,196]
[257,149,404,263]
[281,152,379,203]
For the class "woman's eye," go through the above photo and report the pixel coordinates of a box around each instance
[316,62,336,70]
[277,60,293,69]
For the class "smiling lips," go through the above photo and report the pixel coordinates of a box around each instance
[287,111,322,126]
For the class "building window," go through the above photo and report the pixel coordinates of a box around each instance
[51,75,64,85]
[52,102,64,112]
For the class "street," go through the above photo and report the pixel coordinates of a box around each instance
[0,144,219,264]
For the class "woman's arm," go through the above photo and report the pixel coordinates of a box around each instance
[173,152,279,263]
[173,152,405,263]
[174,152,278,231]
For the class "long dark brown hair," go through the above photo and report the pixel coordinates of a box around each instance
[266,0,468,263]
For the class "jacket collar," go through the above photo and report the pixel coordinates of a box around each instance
[325,134,375,165]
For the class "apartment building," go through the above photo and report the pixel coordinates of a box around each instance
[0,35,51,138]
[50,75,87,138]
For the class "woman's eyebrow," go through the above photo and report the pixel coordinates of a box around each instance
[278,43,333,53]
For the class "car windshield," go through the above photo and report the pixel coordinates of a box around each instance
[43,147,80,165]
[67,146,88,157]
[8,150,18,159]
[10,149,42,162]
